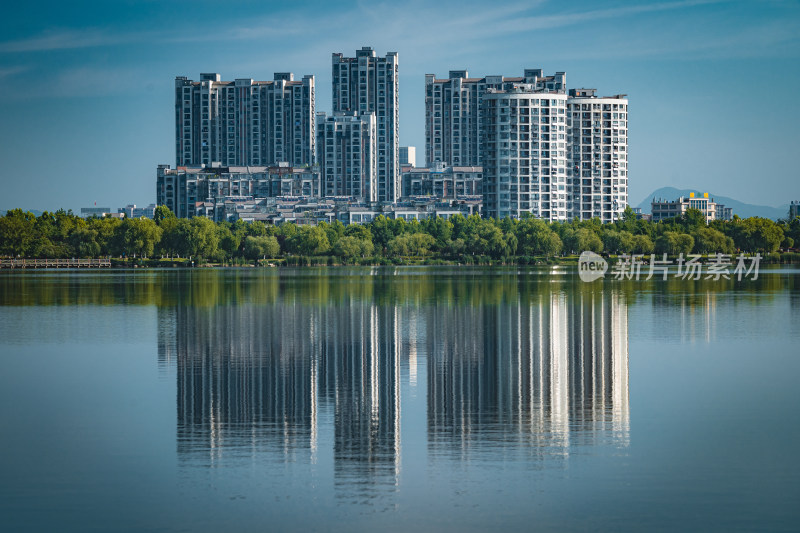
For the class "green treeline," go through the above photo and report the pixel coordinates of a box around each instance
[1,206,798,264]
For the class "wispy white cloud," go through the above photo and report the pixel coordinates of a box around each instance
[0,28,160,53]
[0,65,30,78]
[1,0,796,98]
[0,0,725,54]
[493,0,728,32]
[0,65,152,99]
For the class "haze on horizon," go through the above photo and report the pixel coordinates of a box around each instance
[0,0,798,213]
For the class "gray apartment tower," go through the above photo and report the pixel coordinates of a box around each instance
[332,47,399,203]
[316,112,377,202]
[425,69,566,167]
[175,72,315,167]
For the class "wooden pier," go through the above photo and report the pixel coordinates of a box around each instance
[0,258,112,269]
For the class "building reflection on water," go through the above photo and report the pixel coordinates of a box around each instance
[159,298,403,494]
[427,290,629,461]
[159,282,629,492]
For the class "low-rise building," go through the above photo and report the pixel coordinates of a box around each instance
[80,207,113,218]
[155,162,480,225]
[401,162,483,200]
[651,192,732,223]
[118,204,156,219]
[715,204,733,222]
[156,163,321,219]
[381,199,481,221]
[789,201,800,220]
[337,206,380,225]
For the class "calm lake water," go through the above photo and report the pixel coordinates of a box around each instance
[1,267,799,532]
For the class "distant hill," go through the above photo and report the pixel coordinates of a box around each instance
[3,209,44,217]
[636,187,788,220]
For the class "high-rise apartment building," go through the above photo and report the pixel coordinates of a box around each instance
[175,72,315,167]
[425,69,566,167]
[332,47,399,203]
[316,112,377,201]
[482,86,569,221]
[567,89,628,223]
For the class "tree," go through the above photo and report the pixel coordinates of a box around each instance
[467,219,514,258]
[0,209,37,256]
[451,213,481,243]
[243,235,280,259]
[114,217,162,257]
[675,233,695,255]
[69,227,101,257]
[781,217,800,249]
[622,206,637,224]
[153,205,175,225]
[88,216,122,256]
[386,234,411,256]
[344,224,373,242]
[387,233,435,257]
[654,231,694,256]
[602,230,634,255]
[682,208,707,230]
[516,218,563,256]
[631,234,654,254]
[369,215,396,251]
[186,217,220,258]
[692,226,733,254]
[319,220,344,248]
[52,209,82,244]
[333,235,374,260]
[157,217,189,256]
[217,224,241,259]
[447,238,467,256]
[564,228,603,254]
[731,217,783,253]
[246,221,269,237]
[421,216,453,250]
[285,225,330,256]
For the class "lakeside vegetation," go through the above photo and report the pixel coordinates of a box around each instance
[1,206,798,266]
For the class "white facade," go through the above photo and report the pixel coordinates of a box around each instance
[175,72,315,168]
[482,86,569,221]
[332,47,399,203]
[567,89,628,223]
[651,192,722,223]
[425,69,566,167]
[316,112,377,202]
[399,146,416,167]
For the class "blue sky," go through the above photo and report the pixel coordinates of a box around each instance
[1,0,798,212]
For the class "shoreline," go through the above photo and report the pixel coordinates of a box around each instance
[2,252,798,270]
